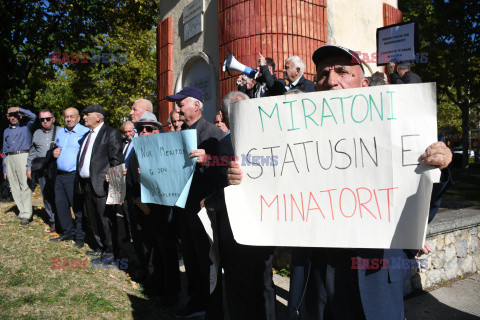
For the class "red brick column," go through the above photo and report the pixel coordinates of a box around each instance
[218,0,327,100]
[157,17,174,128]
[383,3,403,26]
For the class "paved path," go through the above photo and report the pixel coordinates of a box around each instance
[272,273,480,320]
[404,273,480,320]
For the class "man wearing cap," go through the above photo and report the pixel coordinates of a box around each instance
[77,104,122,262]
[228,45,453,320]
[126,112,180,303]
[2,106,36,225]
[166,87,225,319]
[50,108,89,246]
[283,55,315,93]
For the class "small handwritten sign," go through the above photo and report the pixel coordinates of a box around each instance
[376,21,416,65]
[132,130,197,208]
[106,164,126,205]
[225,83,440,249]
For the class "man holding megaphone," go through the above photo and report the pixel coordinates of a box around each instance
[223,52,286,98]
[239,53,287,98]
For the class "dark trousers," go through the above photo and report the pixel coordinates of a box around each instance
[138,205,180,297]
[37,173,56,227]
[303,248,365,320]
[55,172,84,240]
[176,208,224,319]
[82,179,118,259]
[126,196,149,277]
[121,202,132,240]
[217,209,276,320]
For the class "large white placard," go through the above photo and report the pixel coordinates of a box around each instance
[224,83,440,249]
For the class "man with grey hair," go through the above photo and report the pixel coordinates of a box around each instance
[167,87,225,319]
[77,104,122,264]
[397,63,422,84]
[283,55,315,92]
[129,99,153,123]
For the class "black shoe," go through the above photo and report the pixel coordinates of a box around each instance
[74,240,84,249]
[86,250,102,256]
[174,304,205,319]
[50,234,74,242]
[20,218,30,225]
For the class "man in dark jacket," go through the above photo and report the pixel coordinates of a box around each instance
[167,87,225,319]
[238,54,286,98]
[227,45,453,320]
[398,63,422,84]
[76,104,123,262]
[283,55,315,92]
[126,112,180,303]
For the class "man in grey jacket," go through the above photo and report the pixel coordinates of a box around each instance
[27,109,59,232]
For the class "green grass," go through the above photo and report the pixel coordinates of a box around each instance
[445,164,480,206]
[0,192,177,319]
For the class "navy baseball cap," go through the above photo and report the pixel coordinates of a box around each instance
[82,104,105,115]
[312,45,364,72]
[166,87,204,102]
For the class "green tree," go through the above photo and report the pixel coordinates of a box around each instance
[0,0,159,127]
[400,0,480,167]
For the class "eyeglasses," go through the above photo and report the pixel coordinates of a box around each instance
[40,117,53,122]
[138,125,156,133]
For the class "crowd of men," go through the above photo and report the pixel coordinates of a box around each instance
[2,45,452,320]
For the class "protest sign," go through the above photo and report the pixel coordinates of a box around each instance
[106,164,126,204]
[132,130,197,208]
[376,21,417,65]
[224,83,440,249]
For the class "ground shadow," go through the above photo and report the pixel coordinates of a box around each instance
[404,290,480,319]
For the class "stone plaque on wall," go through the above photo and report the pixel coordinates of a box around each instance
[184,14,202,41]
[183,0,204,23]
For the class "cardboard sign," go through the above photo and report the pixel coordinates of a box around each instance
[376,21,417,65]
[106,164,126,205]
[132,130,197,208]
[224,83,440,249]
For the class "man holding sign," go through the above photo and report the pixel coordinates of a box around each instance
[227,45,452,320]
[166,87,225,319]
[126,112,180,302]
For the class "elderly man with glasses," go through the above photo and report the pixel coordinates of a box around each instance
[26,109,59,231]
[2,106,36,225]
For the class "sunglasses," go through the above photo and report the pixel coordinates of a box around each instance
[138,125,156,133]
[40,117,53,122]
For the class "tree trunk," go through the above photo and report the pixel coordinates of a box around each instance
[461,104,470,168]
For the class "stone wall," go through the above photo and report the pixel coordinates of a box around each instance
[404,207,480,295]
[272,207,480,296]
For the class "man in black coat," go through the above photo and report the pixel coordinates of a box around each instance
[203,91,277,320]
[125,112,180,303]
[76,104,123,263]
[283,55,315,92]
[397,63,422,84]
[238,54,286,98]
[166,87,225,319]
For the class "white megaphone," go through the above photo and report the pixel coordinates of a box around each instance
[222,53,258,78]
